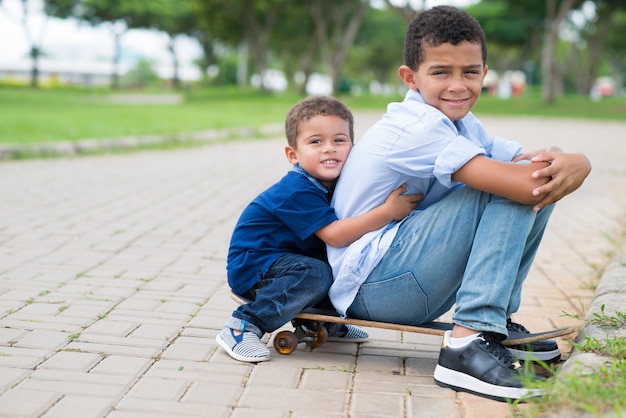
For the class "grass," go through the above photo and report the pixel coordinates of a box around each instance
[518,360,626,418]
[473,89,626,121]
[515,308,626,417]
[0,86,299,145]
[1,85,625,148]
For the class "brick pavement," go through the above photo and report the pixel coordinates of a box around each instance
[1,114,625,417]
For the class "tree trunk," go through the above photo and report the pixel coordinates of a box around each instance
[541,0,580,103]
[167,35,180,89]
[110,30,123,90]
[29,46,39,88]
[311,0,368,96]
[576,4,613,95]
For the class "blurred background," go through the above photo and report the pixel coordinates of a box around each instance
[2,0,624,97]
[0,0,624,151]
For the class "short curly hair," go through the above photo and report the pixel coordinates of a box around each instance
[404,6,487,70]
[285,96,354,148]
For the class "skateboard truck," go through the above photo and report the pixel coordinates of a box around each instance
[274,319,327,354]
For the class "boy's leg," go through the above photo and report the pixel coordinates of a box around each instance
[347,186,493,324]
[451,197,554,335]
[217,254,333,362]
[347,187,553,400]
[232,253,334,332]
[348,186,552,333]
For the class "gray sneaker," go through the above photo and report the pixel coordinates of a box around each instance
[216,327,270,363]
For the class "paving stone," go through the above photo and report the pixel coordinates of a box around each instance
[90,355,154,376]
[14,329,72,350]
[41,394,114,418]
[0,388,60,417]
[39,351,103,371]
[0,367,31,392]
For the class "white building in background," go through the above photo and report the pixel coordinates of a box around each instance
[0,0,203,87]
[0,57,201,87]
[0,58,124,87]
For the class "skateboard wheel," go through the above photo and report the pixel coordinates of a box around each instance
[310,325,328,349]
[274,330,298,355]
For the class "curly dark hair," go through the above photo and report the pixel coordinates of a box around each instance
[404,6,487,70]
[284,96,354,148]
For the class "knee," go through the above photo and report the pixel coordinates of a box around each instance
[297,258,334,291]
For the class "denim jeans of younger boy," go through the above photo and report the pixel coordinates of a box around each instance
[227,253,334,338]
[347,186,554,337]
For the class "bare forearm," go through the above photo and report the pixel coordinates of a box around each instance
[452,156,550,205]
[316,204,394,248]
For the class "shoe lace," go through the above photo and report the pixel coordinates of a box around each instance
[479,332,517,367]
[506,319,530,334]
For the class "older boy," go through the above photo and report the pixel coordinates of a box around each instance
[217,96,421,363]
[327,7,591,401]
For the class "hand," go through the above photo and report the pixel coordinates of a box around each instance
[384,184,423,221]
[529,151,591,212]
[512,146,563,162]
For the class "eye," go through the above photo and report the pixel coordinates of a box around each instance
[334,137,348,143]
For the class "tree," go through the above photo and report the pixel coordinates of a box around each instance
[567,0,626,95]
[310,0,369,95]
[129,0,198,89]
[271,4,319,94]
[345,6,406,89]
[605,9,626,91]
[383,0,424,22]
[467,0,544,75]
[542,0,584,103]
[8,0,51,87]
[194,0,288,92]
[467,0,587,102]
[45,0,136,89]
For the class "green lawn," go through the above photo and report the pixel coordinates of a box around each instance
[1,85,625,145]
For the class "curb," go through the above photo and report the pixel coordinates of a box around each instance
[560,250,626,374]
[0,124,284,160]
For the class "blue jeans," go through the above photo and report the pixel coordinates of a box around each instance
[347,186,554,336]
[227,253,334,337]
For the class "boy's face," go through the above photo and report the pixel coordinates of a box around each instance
[399,41,487,122]
[285,115,353,188]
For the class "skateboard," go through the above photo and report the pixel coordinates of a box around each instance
[230,293,577,355]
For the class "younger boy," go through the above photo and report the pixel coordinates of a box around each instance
[327,7,591,401]
[217,96,421,362]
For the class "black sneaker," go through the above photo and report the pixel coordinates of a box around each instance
[434,331,546,402]
[506,319,561,363]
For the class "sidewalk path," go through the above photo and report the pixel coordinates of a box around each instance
[1,114,625,417]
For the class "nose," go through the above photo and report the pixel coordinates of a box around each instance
[323,141,336,153]
[448,74,468,92]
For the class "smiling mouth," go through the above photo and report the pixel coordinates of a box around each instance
[442,98,469,105]
[322,159,340,165]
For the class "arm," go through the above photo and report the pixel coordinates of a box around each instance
[316,184,422,248]
[452,155,551,205]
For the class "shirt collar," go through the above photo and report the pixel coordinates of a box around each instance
[290,164,330,195]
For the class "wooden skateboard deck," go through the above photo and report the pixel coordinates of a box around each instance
[230,292,576,353]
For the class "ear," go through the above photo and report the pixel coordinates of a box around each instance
[483,64,489,78]
[398,65,418,90]
[285,145,298,164]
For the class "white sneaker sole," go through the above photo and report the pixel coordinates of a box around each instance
[215,334,270,363]
[433,364,545,402]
